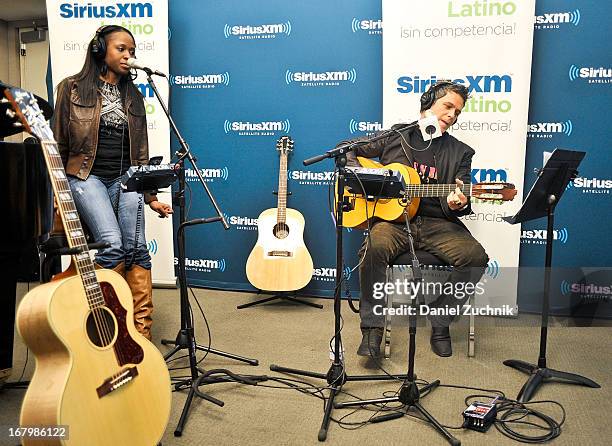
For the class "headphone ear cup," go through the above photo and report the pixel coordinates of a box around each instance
[420,89,434,111]
[91,26,107,60]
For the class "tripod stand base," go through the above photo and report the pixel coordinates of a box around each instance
[270,362,410,442]
[162,329,259,366]
[237,291,323,309]
[504,359,600,402]
[335,380,460,445]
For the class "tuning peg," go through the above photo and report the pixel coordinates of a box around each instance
[12,122,23,128]
[0,98,9,103]
[6,109,16,118]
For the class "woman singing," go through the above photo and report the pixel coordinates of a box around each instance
[52,25,172,340]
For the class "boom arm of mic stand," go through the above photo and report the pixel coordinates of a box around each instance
[303,122,419,167]
[145,74,230,230]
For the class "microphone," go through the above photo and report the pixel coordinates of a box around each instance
[126,58,166,77]
[418,110,442,140]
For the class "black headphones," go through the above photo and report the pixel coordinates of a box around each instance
[419,80,456,111]
[91,25,113,60]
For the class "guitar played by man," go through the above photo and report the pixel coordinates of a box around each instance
[341,81,489,358]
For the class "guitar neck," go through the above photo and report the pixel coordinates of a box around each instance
[40,140,104,309]
[276,152,288,223]
[406,183,473,198]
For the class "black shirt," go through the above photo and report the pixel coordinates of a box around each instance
[90,82,131,178]
[404,130,446,218]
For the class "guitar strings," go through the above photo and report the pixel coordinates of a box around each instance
[41,127,116,350]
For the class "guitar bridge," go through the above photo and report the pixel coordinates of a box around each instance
[96,366,138,398]
[267,250,292,257]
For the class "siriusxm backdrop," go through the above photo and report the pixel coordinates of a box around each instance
[163,0,610,313]
[382,0,535,311]
[520,0,611,317]
[46,0,176,285]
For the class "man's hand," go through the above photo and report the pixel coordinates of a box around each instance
[149,200,174,218]
[447,178,468,211]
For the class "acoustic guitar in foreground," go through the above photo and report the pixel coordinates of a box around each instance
[4,84,171,446]
[246,136,314,291]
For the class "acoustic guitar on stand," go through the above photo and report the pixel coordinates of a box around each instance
[340,157,517,228]
[246,136,313,291]
[3,85,171,446]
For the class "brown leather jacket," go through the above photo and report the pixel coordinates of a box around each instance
[52,78,154,200]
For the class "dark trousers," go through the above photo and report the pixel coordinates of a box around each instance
[359,216,489,328]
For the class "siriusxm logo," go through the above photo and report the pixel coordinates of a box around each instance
[527,120,573,138]
[351,18,382,34]
[471,168,507,184]
[397,74,512,94]
[521,228,569,245]
[289,170,334,186]
[223,213,258,231]
[285,68,357,87]
[175,257,227,272]
[169,72,230,89]
[568,65,612,84]
[312,266,352,282]
[223,119,290,136]
[147,239,158,255]
[568,177,612,195]
[185,167,229,182]
[59,2,152,18]
[136,83,154,98]
[349,119,382,135]
[535,9,581,27]
[485,260,500,279]
[560,280,611,299]
[224,21,291,39]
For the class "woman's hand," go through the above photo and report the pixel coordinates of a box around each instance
[149,200,174,218]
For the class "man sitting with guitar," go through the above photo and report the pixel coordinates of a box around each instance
[345,81,489,358]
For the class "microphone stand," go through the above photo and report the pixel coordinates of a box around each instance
[270,126,418,441]
[143,72,259,436]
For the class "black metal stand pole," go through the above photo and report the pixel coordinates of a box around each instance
[271,141,412,442]
[333,209,460,446]
[503,195,600,402]
[143,74,259,436]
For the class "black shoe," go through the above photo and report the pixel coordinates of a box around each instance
[357,328,383,357]
[430,327,452,357]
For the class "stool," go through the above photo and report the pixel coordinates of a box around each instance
[382,250,475,358]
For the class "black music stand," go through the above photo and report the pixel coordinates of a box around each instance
[503,148,600,402]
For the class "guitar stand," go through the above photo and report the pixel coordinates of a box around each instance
[237,290,323,309]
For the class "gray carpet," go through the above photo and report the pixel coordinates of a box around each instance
[2,283,611,446]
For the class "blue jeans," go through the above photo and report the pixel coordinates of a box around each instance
[68,174,151,270]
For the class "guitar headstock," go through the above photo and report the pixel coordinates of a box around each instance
[276,135,294,156]
[472,182,518,201]
[1,84,52,141]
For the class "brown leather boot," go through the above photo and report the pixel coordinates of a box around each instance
[124,265,153,340]
[111,261,125,277]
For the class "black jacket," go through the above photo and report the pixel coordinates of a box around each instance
[343,123,475,228]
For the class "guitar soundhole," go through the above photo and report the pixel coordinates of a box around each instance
[273,223,289,239]
[86,307,117,348]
